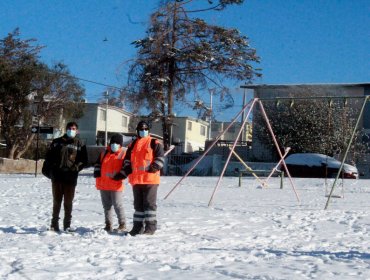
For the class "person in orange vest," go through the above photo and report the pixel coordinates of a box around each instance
[114,121,164,236]
[94,134,127,233]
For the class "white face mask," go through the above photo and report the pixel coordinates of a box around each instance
[139,130,149,138]
[110,143,120,152]
[66,129,77,138]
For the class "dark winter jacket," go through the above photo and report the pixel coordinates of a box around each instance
[42,134,88,185]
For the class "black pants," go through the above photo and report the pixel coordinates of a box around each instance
[51,180,76,228]
[132,184,158,230]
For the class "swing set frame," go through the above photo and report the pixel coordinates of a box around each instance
[163,94,369,210]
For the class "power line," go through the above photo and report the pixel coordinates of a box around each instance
[55,71,251,109]
[57,72,125,91]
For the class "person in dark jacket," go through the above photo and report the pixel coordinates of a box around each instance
[114,121,164,236]
[42,121,88,232]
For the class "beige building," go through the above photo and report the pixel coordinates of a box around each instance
[149,117,209,153]
[77,103,133,146]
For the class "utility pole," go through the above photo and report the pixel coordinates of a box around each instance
[104,90,109,146]
[241,87,247,142]
[208,89,213,140]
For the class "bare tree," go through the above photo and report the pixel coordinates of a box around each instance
[0,29,85,159]
[253,88,367,161]
[125,0,260,149]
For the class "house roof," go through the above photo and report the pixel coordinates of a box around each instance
[240,83,370,89]
[239,83,370,100]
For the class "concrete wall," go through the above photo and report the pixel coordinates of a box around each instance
[0,146,106,173]
[0,158,44,174]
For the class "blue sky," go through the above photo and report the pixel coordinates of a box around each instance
[1,0,369,121]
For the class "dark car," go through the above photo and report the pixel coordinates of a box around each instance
[279,153,358,179]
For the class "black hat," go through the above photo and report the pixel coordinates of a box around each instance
[136,121,150,131]
[110,134,123,146]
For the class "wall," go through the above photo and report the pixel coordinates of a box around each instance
[211,122,252,142]
[96,106,130,133]
[0,158,43,174]
[183,118,208,152]
[78,103,98,145]
[0,146,107,173]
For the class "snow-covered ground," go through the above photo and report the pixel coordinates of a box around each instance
[0,169,369,280]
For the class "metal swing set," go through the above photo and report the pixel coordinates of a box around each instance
[163,95,369,210]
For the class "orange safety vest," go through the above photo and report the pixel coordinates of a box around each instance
[128,136,160,185]
[96,147,126,191]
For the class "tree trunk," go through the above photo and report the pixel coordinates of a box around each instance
[14,134,35,159]
[7,144,17,159]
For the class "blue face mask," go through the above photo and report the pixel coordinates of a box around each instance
[139,130,149,138]
[110,143,120,152]
[66,129,77,138]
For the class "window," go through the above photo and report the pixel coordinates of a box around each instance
[200,125,206,136]
[100,109,106,121]
[187,121,192,131]
[122,116,128,127]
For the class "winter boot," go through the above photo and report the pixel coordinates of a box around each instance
[63,221,72,231]
[114,223,127,233]
[129,222,144,236]
[104,223,113,232]
[143,221,157,235]
[50,219,60,232]
[64,226,76,233]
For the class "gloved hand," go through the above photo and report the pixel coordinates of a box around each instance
[148,165,158,173]
[93,170,101,178]
[93,164,101,178]
[113,173,127,181]
[124,166,133,176]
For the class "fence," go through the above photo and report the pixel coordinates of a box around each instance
[164,153,277,177]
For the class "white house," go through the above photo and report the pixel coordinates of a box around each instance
[149,116,209,153]
[77,103,133,146]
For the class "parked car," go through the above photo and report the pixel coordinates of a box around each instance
[279,153,359,179]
